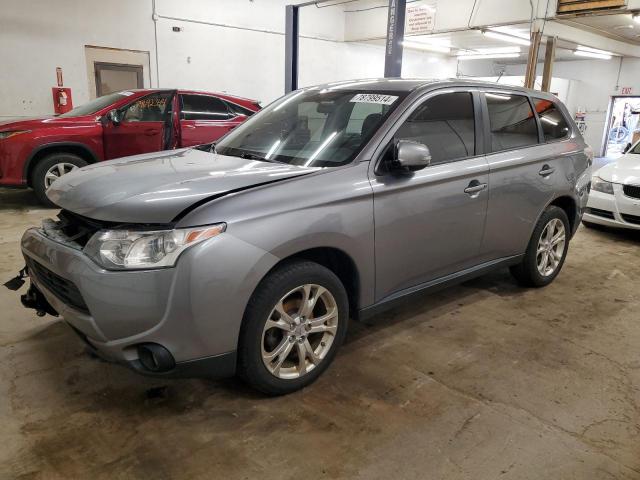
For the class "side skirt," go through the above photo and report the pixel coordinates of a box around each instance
[357,254,524,321]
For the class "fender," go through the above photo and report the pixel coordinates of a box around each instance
[23,142,101,183]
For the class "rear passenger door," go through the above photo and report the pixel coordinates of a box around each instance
[179,94,242,147]
[480,91,564,260]
[371,89,490,301]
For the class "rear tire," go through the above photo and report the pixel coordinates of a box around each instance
[510,206,570,288]
[238,260,349,395]
[31,153,87,207]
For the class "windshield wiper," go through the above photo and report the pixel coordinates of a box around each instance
[239,151,284,164]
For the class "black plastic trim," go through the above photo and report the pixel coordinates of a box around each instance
[358,254,524,321]
[128,350,237,379]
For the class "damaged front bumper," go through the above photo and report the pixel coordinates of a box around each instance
[11,226,246,379]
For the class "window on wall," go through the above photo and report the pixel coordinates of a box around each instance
[180,95,232,121]
[122,92,172,122]
[485,93,539,152]
[394,92,475,165]
[532,98,570,141]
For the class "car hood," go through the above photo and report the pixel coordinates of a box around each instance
[0,115,97,130]
[596,154,640,185]
[47,148,317,223]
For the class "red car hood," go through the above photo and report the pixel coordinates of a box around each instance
[0,115,96,130]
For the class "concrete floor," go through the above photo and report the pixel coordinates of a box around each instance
[1,187,640,480]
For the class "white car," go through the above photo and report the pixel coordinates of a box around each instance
[583,146,640,230]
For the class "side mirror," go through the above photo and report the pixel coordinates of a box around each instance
[624,142,632,154]
[394,139,431,171]
[106,108,122,125]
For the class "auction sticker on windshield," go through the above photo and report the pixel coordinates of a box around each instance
[350,93,398,105]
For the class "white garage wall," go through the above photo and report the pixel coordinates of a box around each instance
[0,0,157,119]
[0,0,456,119]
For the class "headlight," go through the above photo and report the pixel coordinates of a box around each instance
[591,176,614,195]
[84,223,226,270]
[0,130,30,140]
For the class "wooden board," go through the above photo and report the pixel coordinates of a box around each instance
[557,0,626,13]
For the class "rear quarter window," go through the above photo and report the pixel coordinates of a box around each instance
[532,97,571,141]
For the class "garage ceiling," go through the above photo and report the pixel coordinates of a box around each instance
[556,12,640,45]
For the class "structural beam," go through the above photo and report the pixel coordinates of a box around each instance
[541,36,557,92]
[383,0,406,78]
[284,5,299,93]
[524,30,542,90]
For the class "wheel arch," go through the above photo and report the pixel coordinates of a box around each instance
[24,142,99,187]
[252,246,361,318]
[548,195,578,236]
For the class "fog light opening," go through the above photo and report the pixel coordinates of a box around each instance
[137,343,175,373]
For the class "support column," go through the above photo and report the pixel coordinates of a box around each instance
[541,36,557,92]
[284,5,299,93]
[524,30,542,89]
[383,0,406,78]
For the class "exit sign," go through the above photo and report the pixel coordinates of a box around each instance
[621,87,633,95]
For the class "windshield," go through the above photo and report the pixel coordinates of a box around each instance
[629,141,640,154]
[215,88,407,167]
[58,92,128,118]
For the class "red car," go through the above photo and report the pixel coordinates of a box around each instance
[0,89,260,205]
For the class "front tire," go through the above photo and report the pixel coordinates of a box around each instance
[238,260,349,395]
[31,153,87,207]
[510,206,570,288]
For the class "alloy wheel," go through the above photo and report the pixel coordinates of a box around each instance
[44,162,79,189]
[261,284,338,379]
[536,218,566,277]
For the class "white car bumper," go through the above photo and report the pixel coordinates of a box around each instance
[584,183,640,230]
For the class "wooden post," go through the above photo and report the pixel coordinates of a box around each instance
[524,30,542,89]
[541,36,557,92]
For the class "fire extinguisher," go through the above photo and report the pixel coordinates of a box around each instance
[51,87,73,114]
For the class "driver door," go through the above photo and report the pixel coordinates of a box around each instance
[370,89,490,301]
[103,91,173,159]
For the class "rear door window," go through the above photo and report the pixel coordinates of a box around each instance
[395,91,475,165]
[485,93,539,152]
[532,98,571,141]
[180,94,232,121]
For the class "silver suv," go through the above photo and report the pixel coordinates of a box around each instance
[16,79,592,395]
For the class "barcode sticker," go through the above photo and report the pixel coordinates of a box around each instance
[350,93,399,105]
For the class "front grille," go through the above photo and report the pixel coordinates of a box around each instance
[26,258,89,313]
[56,210,110,248]
[585,207,615,219]
[621,213,640,225]
[623,184,640,200]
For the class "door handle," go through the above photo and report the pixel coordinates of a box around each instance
[464,181,488,196]
[539,164,555,176]
[144,128,160,136]
[184,124,196,130]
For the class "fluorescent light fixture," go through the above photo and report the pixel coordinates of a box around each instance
[633,13,640,24]
[577,45,613,55]
[457,53,520,60]
[474,46,521,54]
[490,26,531,40]
[482,30,530,47]
[402,40,451,54]
[573,45,613,60]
